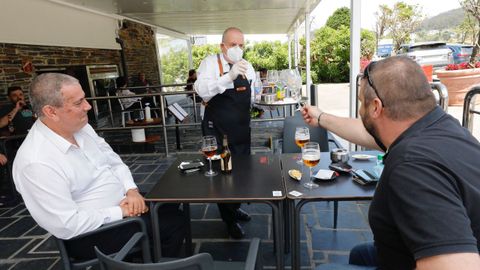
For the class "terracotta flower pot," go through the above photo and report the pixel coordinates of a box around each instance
[436,68,480,106]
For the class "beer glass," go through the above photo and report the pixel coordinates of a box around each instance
[302,142,320,189]
[201,136,218,176]
[295,127,310,164]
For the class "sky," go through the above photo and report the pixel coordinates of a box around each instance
[205,0,462,44]
[312,0,462,31]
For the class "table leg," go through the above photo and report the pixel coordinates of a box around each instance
[151,202,162,262]
[292,199,308,270]
[266,201,284,270]
[284,199,291,254]
[183,203,193,256]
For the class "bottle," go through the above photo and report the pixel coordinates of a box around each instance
[220,135,232,173]
[254,71,263,101]
[144,102,152,122]
[373,154,384,178]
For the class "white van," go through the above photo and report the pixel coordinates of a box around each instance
[396,42,453,69]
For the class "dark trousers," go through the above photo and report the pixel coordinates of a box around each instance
[349,242,378,267]
[216,140,249,225]
[65,204,186,262]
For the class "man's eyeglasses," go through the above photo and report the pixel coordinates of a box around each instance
[359,61,385,107]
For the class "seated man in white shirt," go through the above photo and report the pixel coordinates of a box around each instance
[13,73,185,259]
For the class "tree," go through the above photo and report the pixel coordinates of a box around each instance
[374,5,392,47]
[375,2,424,51]
[461,0,480,65]
[455,14,479,43]
[325,7,350,30]
[244,41,288,71]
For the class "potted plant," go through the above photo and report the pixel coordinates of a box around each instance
[436,62,480,106]
[436,0,480,106]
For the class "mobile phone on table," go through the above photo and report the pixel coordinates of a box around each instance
[178,160,204,172]
[352,169,379,185]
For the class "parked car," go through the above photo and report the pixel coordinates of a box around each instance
[396,42,453,69]
[376,44,393,58]
[447,44,477,64]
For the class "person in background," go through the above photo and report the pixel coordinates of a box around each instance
[132,72,157,106]
[185,69,201,104]
[185,69,197,91]
[13,73,186,258]
[194,27,256,239]
[132,72,151,92]
[116,76,158,119]
[0,86,35,135]
[302,56,480,270]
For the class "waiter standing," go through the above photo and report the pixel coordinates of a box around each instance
[195,27,256,239]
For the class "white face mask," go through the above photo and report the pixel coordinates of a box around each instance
[226,46,243,63]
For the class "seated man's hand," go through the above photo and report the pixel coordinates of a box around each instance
[0,154,7,166]
[120,189,148,217]
[228,60,248,81]
[302,105,322,127]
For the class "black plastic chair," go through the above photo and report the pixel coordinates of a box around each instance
[281,112,341,228]
[95,237,262,270]
[55,217,151,270]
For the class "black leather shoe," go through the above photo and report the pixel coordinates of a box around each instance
[226,222,245,239]
[235,208,251,222]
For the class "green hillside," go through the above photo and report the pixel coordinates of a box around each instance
[417,8,464,31]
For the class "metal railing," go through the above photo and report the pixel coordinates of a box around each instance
[87,83,289,156]
[430,82,449,112]
[462,86,480,133]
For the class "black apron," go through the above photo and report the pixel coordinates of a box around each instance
[202,54,251,155]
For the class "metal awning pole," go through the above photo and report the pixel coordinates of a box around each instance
[294,29,299,69]
[305,12,312,104]
[350,0,361,150]
[187,37,193,69]
[288,36,292,69]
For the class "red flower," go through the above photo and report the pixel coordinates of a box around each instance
[445,62,479,70]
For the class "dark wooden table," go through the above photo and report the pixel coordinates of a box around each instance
[145,153,286,269]
[282,151,379,270]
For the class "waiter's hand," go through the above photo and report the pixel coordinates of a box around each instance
[229,60,248,81]
[302,105,322,127]
[120,188,148,217]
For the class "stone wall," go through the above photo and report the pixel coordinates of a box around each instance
[118,20,161,86]
[0,19,160,97]
[0,43,121,95]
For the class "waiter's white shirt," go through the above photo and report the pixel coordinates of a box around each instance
[13,120,137,239]
[195,53,256,105]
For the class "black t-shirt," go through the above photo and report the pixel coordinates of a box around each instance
[369,106,480,270]
[0,104,35,135]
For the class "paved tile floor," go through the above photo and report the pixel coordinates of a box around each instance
[0,153,373,270]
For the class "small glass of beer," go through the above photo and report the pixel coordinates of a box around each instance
[295,127,310,164]
[302,142,320,189]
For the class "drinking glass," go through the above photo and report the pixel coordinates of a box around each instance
[267,70,279,89]
[302,142,320,189]
[201,135,218,177]
[295,127,310,164]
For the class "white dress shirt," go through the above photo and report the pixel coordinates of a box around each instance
[13,120,137,239]
[194,54,256,104]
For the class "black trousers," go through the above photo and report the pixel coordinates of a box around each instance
[65,204,186,262]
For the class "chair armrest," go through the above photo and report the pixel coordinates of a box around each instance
[327,132,341,149]
[244,237,261,270]
[67,217,148,241]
